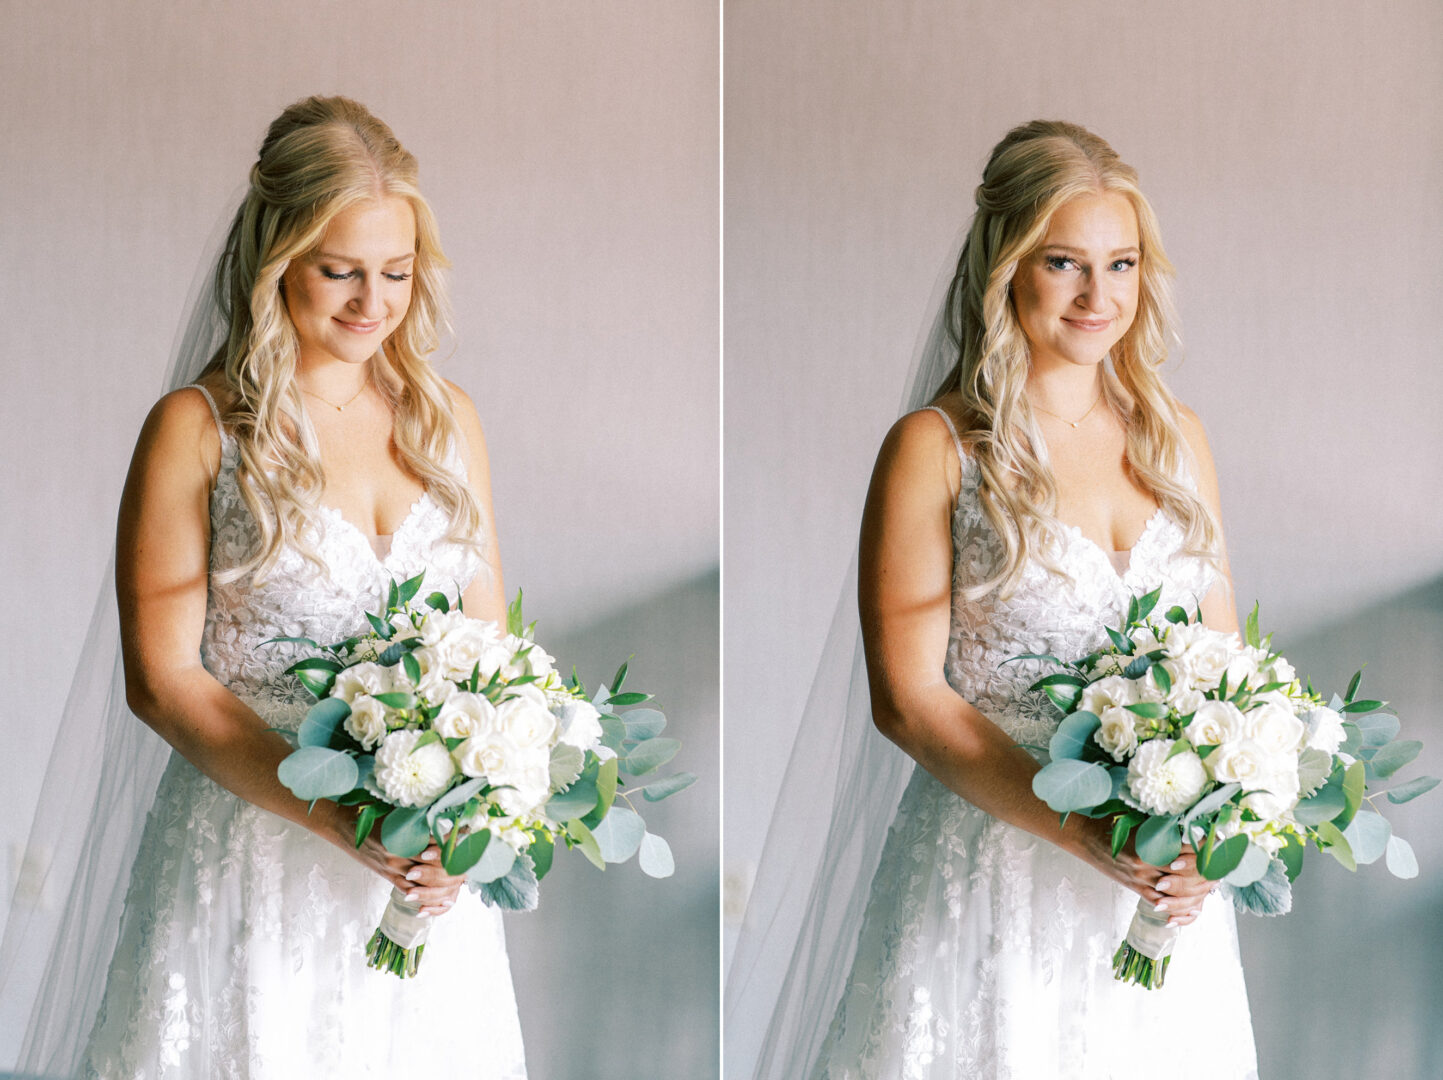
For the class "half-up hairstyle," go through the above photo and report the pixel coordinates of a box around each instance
[202,95,483,583]
[934,119,1221,599]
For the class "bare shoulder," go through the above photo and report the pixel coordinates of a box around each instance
[138,385,223,481]
[442,377,486,440]
[877,402,965,496]
[1171,398,1223,503]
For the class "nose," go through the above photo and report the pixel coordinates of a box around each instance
[353,275,386,320]
[1077,272,1109,314]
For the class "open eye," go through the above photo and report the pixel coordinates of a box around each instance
[1044,255,1077,272]
[1109,258,1138,273]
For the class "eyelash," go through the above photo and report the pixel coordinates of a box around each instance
[320,269,413,282]
[1044,256,1137,273]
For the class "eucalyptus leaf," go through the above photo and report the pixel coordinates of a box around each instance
[297,697,353,749]
[1031,759,1112,813]
[1315,820,1356,871]
[1335,760,1366,831]
[380,806,430,858]
[621,708,668,741]
[1048,711,1101,761]
[426,777,487,828]
[471,851,540,911]
[641,771,699,802]
[1278,833,1305,882]
[1385,835,1419,879]
[1354,712,1401,748]
[1293,781,1346,826]
[1369,740,1422,779]
[1222,839,1271,887]
[638,831,675,878]
[469,833,518,883]
[547,774,599,820]
[1342,810,1391,865]
[1197,833,1250,880]
[1385,775,1441,804]
[565,818,605,870]
[277,746,358,801]
[444,829,492,876]
[621,737,681,776]
[599,713,628,756]
[591,805,646,863]
[1135,815,1182,867]
[530,834,555,881]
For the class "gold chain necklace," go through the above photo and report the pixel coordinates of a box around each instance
[300,373,370,413]
[1029,389,1102,429]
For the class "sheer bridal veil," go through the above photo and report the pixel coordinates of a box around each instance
[0,189,242,1077]
[723,240,966,1079]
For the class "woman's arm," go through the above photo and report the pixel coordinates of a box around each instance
[859,408,1208,923]
[1177,403,1239,635]
[115,388,452,911]
[445,380,506,625]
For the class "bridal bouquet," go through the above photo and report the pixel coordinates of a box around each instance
[272,573,695,977]
[1020,587,1435,989]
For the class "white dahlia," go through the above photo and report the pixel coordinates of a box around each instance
[1127,738,1209,816]
[374,729,457,808]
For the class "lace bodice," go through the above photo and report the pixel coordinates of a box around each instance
[931,407,1216,753]
[193,386,484,726]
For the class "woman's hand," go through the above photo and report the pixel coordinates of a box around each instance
[332,807,466,917]
[1076,819,1212,926]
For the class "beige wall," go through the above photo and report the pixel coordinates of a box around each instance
[724,0,1442,1073]
[0,0,717,1074]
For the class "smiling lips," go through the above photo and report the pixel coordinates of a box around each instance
[1062,317,1112,331]
[335,318,382,334]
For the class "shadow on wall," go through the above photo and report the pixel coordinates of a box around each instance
[506,568,720,1080]
[1239,576,1443,1080]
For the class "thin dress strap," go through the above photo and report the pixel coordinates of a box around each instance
[923,404,966,466]
[187,383,227,442]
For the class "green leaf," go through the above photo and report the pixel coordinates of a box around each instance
[607,691,651,706]
[1149,663,1172,697]
[583,757,620,828]
[637,831,675,878]
[1227,856,1293,916]
[410,729,442,754]
[1031,759,1112,813]
[641,771,699,802]
[380,806,430,858]
[1124,701,1168,720]
[265,634,321,649]
[1126,594,1139,626]
[1244,603,1260,649]
[1334,760,1366,830]
[387,578,399,611]
[1031,671,1087,690]
[1197,832,1250,880]
[443,829,492,876]
[1385,835,1419,879]
[591,805,646,862]
[620,708,667,741]
[401,651,422,686]
[1181,782,1241,831]
[1110,811,1147,857]
[1278,832,1305,882]
[397,571,424,605]
[507,590,524,637]
[1385,775,1441,804]
[426,777,487,829]
[1344,668,1363,704]
[610,657,631,693]
[547,773,599,820]
[1001,651,1066,667]
[1315,820,1357,871]
[599,713,628,755]
[529,834,555,881]
[1354,712,1401,748]
[297,697,353,748]
[1048,711,1101,761]
[1164,605,1189,625]
[1105,626,1134,654]
[372,691,416,710]
[1369,740,1422,779]
[621,737,681,776]
[1342,810,1391,865]
[470,833,518,883]
[1341,699,1385,714]
[425,591,450,613]
[354,803,385,848]
[277,746,359,801]
[565,818,605,870]
[1135,815,1182,867]
[1293,778,1347,826]
[365,611,393,639]
[470,850,540,911]
[1223,840,1271,887]
[1135,585,1163,623]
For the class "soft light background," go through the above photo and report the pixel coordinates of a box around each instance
[0,2,718,1077]
[724,1,1442,1076]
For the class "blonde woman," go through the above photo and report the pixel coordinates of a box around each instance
[731,122,1258,1078]
[70,97,526,1076]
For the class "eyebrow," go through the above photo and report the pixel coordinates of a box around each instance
[315,251,416,265]
[1041,244,1141,258]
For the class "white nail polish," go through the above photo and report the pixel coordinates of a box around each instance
[1170,860,1185,870]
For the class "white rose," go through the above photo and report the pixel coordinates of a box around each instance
[434,691,499,740]
[1267,656,1297,687]
[1207,738,1272,787]
[373,729,456,807]
[415,667,457,707]
[1127,738,1209,816]
[555,697,604,753]
[497,634,557,682]
[1184,700,1246,747]
[343,694,390,750]
[455,729,520,782]
[1079,675,1138,717]
[491,750,552,816]
[1168,685,1207,718]
[495,692,558,752]
[1095,705,1141,762]
[1244,701,1305,757]
[1239,766,1299,822]
[1225,646,1266,691]
[1182,632,1237,692]
[331,661,395,704]
[419,611,505,681]
[1302,706,1346,756]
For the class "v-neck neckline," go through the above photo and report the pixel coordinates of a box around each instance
[316,492,430,569]
[1058,506,1167,585]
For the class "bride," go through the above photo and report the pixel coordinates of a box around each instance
[730,121,1259,1078]
[14,96,527,1077]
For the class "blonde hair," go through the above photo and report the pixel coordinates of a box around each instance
[934,119,1220,598]
[202,95,482,582]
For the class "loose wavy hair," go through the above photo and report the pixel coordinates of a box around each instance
[200,95,483,582]
[934,119,1221,599]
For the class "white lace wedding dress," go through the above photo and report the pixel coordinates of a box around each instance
[81,386,528,1078]
[809,407,1258,1079]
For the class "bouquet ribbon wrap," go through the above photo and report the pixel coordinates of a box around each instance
[378,887,432,950]
[1124,897,1180,961]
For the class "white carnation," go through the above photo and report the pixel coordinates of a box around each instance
[1127,738,1209,816]
[331,662,395,704]
[373,729,456,808]
[1302,706,1346,756]
[434,691,499,740]
[1079,675,1138,717]
[1095,705,1141,762]
[343,694,390,750]
[555,697,604,754]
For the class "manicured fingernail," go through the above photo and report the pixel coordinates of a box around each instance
[419,911,432,919]
[1155,880,1169,892]
[442,899,454,908]
[406,890,420,901]
[1167,918,1179,927]
[405,868,422,881]
[1154,901,1167,912]
[1170,860,1185,870]
[421,850,438,861]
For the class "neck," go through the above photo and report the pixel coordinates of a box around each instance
[296,354,373,401]
[1025,357,1104,418]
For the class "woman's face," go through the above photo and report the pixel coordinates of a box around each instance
[1010,191,1140,372]
[281,196,417,368]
